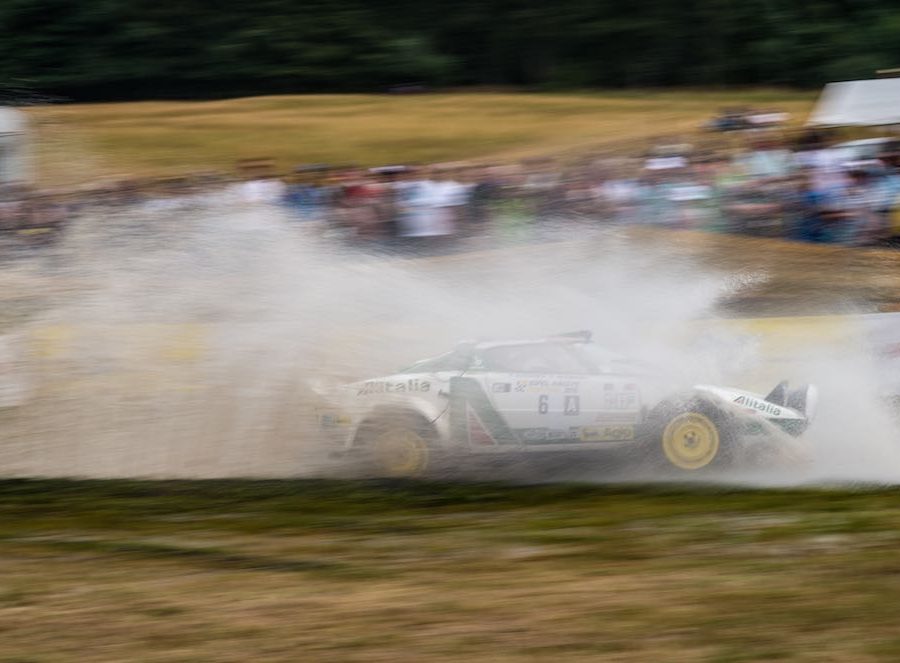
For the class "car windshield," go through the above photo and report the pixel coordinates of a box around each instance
[402,349,471,373]
[570,343,630,365]
[478,342,644,375]
[480,343,592,374]
[571,343,653,374]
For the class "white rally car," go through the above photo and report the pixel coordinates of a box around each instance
[317,332,816,477]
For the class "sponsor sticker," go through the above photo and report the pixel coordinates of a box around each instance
[602,391,639,410]
[513,378,580,393]
[520,428,575,442]
[357,379,431,396]
[579,425,635,442]
[733,395,781,416]
[319,413,352,427]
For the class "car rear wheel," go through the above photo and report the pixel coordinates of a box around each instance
[355,413,436,478]
[372,427,430,478]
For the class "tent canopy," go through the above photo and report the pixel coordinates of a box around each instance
[0,106,27,135]
[0,106,31,184]
[808,78,900,127]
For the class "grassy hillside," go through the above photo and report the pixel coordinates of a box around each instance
[4,479,900,661]
[26,90,816,186]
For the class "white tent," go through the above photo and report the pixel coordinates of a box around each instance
[807,78,900,127]
[0,106,31,185]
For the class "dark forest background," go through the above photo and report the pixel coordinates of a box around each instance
[1,0,899,101]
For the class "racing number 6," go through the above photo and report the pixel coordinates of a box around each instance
[538,395,549,414]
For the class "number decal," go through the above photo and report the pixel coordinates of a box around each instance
[538,395,580,415]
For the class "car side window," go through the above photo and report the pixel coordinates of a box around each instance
[481,344,588,374]
[433,351,471,371]
[468,353,487,371]
[406,349,472,373]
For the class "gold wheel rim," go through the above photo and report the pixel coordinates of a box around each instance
[662,412,720,470]
[373,428,429,477]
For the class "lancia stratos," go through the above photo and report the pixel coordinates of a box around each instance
[317,332,816,477]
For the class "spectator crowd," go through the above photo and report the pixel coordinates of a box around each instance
[3,127,900,254]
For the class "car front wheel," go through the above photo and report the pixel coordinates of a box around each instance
[644,401,735,472]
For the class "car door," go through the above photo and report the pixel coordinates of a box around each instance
[476,343,595,443]
[573,373,640,442]
[480,343,640,443]
[485,372,587,433]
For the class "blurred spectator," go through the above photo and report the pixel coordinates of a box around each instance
[735,134,793,180]
[842,165,886,245]
[465,165,499,226]
[331,166,384,239]
[394,165,454,241]
[789,169,835,243]
[284,164,330,222]
[7,130,900,256]
[229,158,287,204]
[0,185,28,233]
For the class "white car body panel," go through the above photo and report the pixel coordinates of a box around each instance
[694,385,809,421]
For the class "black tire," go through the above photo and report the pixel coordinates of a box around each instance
[639,398,736,473]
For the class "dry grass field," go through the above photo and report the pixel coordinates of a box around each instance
[25,90,816,186]
[4,480,900,662]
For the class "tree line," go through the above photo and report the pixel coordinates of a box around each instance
[1,0,899,101]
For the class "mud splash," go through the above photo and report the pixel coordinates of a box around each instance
[2,202,899,482]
